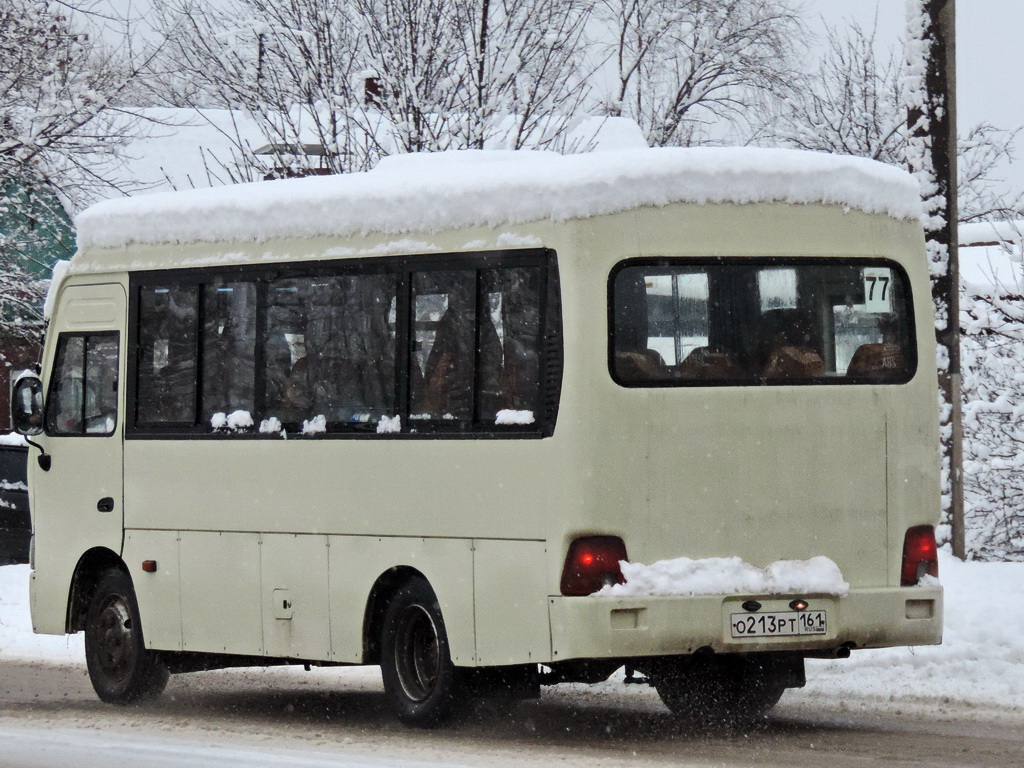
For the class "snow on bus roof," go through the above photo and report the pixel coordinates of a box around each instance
[74,147,922,250]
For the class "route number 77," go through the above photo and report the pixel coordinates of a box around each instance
[863,268,892,312]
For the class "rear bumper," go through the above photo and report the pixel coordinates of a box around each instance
[548,586,943,662]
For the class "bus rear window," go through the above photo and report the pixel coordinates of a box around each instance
[610,259,916,386]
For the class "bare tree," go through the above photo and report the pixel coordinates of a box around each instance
[596,0,805,147]
[147,0,377,179]
[347,0,465,154]
[146,0,596,178]
[766,21,1023,224]
[450,0,596,150]
[767,23,904,163]
[351,0,594,154]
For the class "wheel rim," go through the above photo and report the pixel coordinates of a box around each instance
[91,594,137,684]
[392,604,441,702]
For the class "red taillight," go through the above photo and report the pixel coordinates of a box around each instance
[901,525,939,586]
[560,536,628,596]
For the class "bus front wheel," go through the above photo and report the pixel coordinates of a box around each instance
[84,568,169,704]
[379,576,461,727]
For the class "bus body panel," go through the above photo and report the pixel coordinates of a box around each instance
[28,197,942,670]
[123,528,182,649]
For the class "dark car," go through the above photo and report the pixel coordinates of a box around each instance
[0,443,29,565]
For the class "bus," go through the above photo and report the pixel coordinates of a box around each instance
[11,148,942,727]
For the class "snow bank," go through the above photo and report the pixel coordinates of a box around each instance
[598,555,849,597]
[75,148,922,252]
[0,565,83,663]
[798,552,1024,713]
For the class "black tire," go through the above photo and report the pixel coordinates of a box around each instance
[379,576,461,727]
[651,656,786,729]
[84,568,169,705]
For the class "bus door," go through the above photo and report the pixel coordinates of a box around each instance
[34,284,127,584]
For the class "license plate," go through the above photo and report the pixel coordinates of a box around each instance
[729,610,827,638]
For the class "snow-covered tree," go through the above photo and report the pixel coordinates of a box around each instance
[0,0,142,342]
[766,21,1022,224]
[441,0,595,151]
[146,0,374,179]
[961,261,1024,560]
[596,0,804,147]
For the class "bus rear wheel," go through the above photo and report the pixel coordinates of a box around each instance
[650,656,786,729]
[84,568,169,705]
[379,577,461,727]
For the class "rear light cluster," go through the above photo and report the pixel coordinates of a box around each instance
[901,525,939,586]
[560,536,627,596]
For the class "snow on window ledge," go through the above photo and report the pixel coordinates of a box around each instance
[376,415,401,434]
[211,410,254,431]
[301,415,327,435]
[495,409,535,425]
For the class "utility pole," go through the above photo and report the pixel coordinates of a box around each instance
[906,0,964,558]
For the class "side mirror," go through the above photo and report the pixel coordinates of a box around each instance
[12,374,44,437]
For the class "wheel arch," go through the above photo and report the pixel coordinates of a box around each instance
[66,546,127,633]
[361,566,427,665]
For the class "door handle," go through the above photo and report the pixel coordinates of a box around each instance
[97,497,115,513]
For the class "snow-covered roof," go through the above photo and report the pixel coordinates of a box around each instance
[75,147,922,251]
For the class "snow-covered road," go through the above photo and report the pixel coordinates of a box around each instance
[0,725,485,768]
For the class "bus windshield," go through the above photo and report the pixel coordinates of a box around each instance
[611,259,916,386]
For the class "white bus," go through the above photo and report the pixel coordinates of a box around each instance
[12,148,942,727]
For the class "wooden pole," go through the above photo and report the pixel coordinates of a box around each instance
[908,0,964,558]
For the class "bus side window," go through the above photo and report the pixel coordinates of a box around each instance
[411,271,477,422]
[137,286,199,425]
[202,282,257,426]
[479,267,543,422]
[46,333,119,436]
[282,273,398,427]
